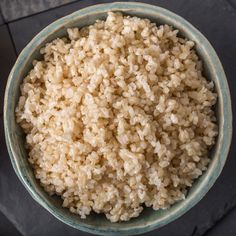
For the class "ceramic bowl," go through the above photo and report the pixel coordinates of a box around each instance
[4,2,232,235]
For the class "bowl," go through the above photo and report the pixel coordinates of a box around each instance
[4,2,232,235]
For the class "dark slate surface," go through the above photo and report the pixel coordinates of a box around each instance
[1,0,236,235]
[0,25,16,114]
[0,0,77,22]
[0,10,4,25]
[206,207,236,236]
[9,0,112,54]
[0,211,21,236]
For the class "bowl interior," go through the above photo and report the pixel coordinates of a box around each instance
[4,2,232,235]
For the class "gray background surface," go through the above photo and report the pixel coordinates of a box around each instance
[0,0,236,235]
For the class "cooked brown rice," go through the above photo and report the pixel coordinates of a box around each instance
[16,12,218,222]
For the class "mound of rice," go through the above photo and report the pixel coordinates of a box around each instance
[16,12,218,222]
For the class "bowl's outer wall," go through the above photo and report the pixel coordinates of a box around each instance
[4,2,232,236]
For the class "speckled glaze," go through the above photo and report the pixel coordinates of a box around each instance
[4,2,232,235]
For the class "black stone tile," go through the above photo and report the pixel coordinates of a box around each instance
[227,0,236,10]
[9,0,112,54]
[0,211,22,236]
[0,0,77,22]
[206,208,236,236]
[3,0,236,235]
[0,11,4,25]
[0,25,16,114]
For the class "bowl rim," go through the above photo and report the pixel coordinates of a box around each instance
[4,1,232,235]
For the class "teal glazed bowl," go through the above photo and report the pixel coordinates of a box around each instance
[4,2,232,235]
